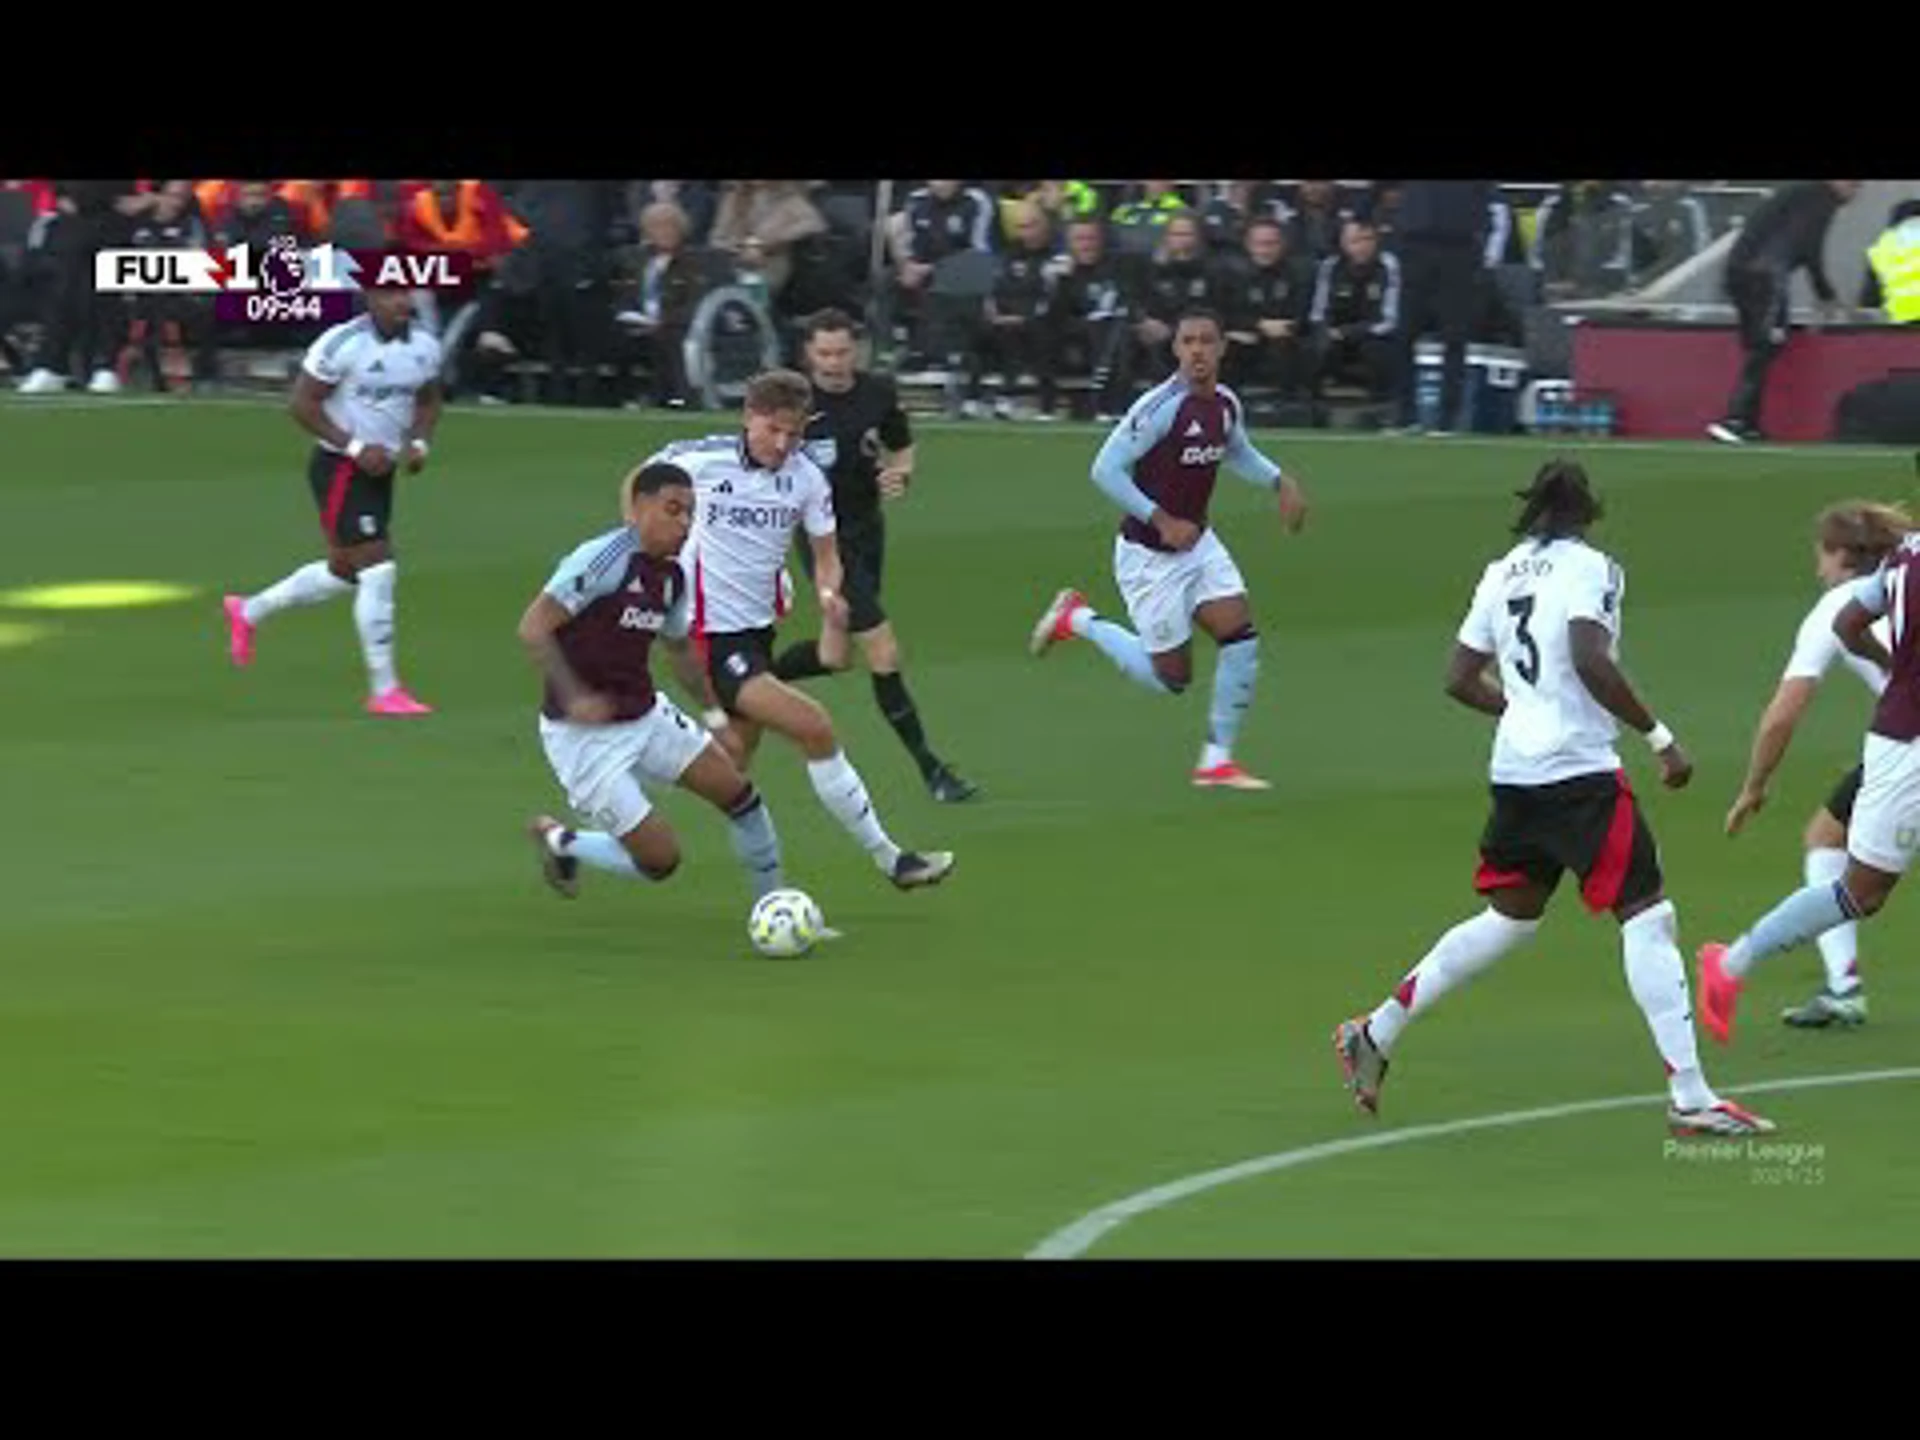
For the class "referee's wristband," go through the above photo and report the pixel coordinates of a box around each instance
[1645,721,1675,753]
[345,437,366,460]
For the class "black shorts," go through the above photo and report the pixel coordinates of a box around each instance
[702,627,775,715]
[799,515,886,633]
[307,445,393,546]
[1825,763,1865,826]
[1474,769,1663,915]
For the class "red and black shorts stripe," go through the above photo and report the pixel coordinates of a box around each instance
[1473,769,1662,915]
[306,445,394,546]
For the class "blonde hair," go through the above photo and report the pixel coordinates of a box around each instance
[744,368,812,416]
[1817,500,1914,573]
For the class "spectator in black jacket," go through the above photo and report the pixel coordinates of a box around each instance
[888,181,996,363]
[612,200,704,408]
[15,179,138,395]
[1044,217,1132,419]
[1390,180,1491,432]
[964,200,1057,418]
[125,182,213,391]
[1709,180,1861,444]
[214,181,296,254]
[507,180,620,405]
[1201,180,1281,257]
[1127,210,1226,386]
[1282,181,1354,265]
[1530,181,1638,300]
[1309,218,1402,402]
[1222,217,1312,398]
[208,181,308,358]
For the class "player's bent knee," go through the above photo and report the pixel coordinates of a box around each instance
[1152,658,1192,693]
[1217,622,1258,647]
[1846,877,1890,918]
[781,695,837,755]
[631,835,682,880]
[1805,811,1847,851]
[799,716,838,756]
[621,820,682,878]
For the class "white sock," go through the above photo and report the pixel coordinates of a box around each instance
[353,560,399,695]
[550,825,649,878]
[1620,900,1716,1112]
[242,560,352,625]
[1199,742,1229,770]
[1805,848,1862,994]
[806,750,902,872]
[1368,907,1539,1053]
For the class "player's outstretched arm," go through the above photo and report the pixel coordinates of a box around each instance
[1570,619,1690,788]
[1443,643,1506,717]
[1726,678,1818,834]
[1223,415,1307,533]
[517,592,612,724]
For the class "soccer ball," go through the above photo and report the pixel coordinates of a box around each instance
[749,888,825,958]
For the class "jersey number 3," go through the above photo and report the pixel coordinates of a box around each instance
[1507,596,1540,686]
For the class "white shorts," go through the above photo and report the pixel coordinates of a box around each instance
[1112,528,1248,654]
[1848,732,1920,875]
[538,695,712,837]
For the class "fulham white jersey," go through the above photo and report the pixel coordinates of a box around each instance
[1782,582,1892,698]
[1458,535,1626,787]
[301,315,443,455]
[652,433,835,635]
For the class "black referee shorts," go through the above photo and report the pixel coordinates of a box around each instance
[798,516,886,634]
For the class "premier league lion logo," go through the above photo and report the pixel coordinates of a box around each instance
[258,235,306,297]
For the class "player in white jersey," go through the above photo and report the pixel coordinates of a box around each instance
[645,369,955,893]
[1332,460,1774,1137]
[1722,501,1909,1028]
[222,284,444,715]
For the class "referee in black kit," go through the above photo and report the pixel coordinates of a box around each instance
[1708,180,1861,446]
[771,308,979,803]
[1387,180,1496,436]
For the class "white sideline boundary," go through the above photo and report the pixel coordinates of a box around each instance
[1025,1066,1920,1260]
[1,392,1914,461]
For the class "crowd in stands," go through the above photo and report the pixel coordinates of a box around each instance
[0,179,1748,419]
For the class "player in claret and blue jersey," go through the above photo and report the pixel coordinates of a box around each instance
[1700,524,1920,1043]
[518,461,788,907]
[1028,307,1309,790]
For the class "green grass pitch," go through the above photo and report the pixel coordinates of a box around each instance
[3,393,1917,1258]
